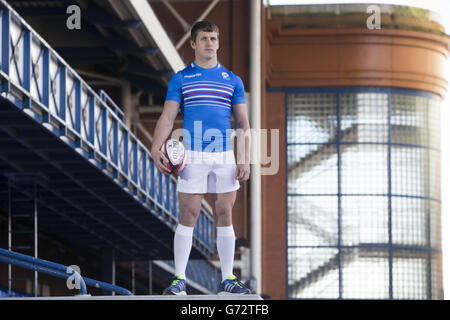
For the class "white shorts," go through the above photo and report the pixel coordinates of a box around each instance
[177,150,240,194]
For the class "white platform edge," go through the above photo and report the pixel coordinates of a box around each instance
[0,294,263,300]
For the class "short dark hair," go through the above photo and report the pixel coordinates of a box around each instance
[190,21,219,42]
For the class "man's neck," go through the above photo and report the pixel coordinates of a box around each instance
[194,57,218,69]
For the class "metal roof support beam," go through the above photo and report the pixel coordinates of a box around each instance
[127,56,172,78]
[175,0,220,50]
[137,122,153,143]
[122,73,165,95]
[125,0,184,73]
[102,35,159,56]
[83,2,142,29]
[122,81,133,129]
[162,0,190,32]
[75,69,124,86]
[80,24,159,56]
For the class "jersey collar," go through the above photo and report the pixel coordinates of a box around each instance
[191,61,221,71]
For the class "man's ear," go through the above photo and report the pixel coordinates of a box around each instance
[190,40,195,50]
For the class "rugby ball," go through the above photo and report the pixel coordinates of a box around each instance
[160,139,186,174]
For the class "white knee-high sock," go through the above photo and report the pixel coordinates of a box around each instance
[174,224,194,279]
[216,225,236,281]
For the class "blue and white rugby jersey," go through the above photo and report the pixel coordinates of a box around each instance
[165,61,246,152]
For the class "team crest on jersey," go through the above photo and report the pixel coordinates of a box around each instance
[221,72,230,80]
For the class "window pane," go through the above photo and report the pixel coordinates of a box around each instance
[341,196,388,245]
[340,144,388,194]
[288,196,338,246]
[391,94,427,146]
[287,144,337,194]
[393,250,428,299]
[430,200,441,249]
[429,98,441,150]
[391,197,427,246]
[288,248,339,299]
[431,252,444,299]
[391,146,427,197]
[430,149,440,200]
[340,92,388,143]
[287,93,337,144]
[342,249,389,299]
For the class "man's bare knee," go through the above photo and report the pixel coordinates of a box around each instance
[214,201,233,227]
[215,209,232,227]
[213,193,235,227]
[180,207,200,226]
[178,192,203,227]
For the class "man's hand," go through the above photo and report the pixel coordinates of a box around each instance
[150,100,180,176]
[235,163,250,182]
[151,147,172,176]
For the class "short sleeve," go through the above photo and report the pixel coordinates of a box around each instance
[231,75,246,105]
[165,72,182,103]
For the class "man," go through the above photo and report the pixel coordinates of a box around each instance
[150,21,251,295]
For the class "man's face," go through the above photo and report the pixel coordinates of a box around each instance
[191,30,219,60]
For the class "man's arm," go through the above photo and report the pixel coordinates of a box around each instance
[232,103,251,181]
[150,100,180,174]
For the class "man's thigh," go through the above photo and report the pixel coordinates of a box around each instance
[178,192,203,210]
[177,192,204,226]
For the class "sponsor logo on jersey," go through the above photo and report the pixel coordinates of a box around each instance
[184,73,202,78]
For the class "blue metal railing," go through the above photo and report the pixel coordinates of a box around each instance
[0,0,215,257]
[99,89,125,122]
[0,248,133,296]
